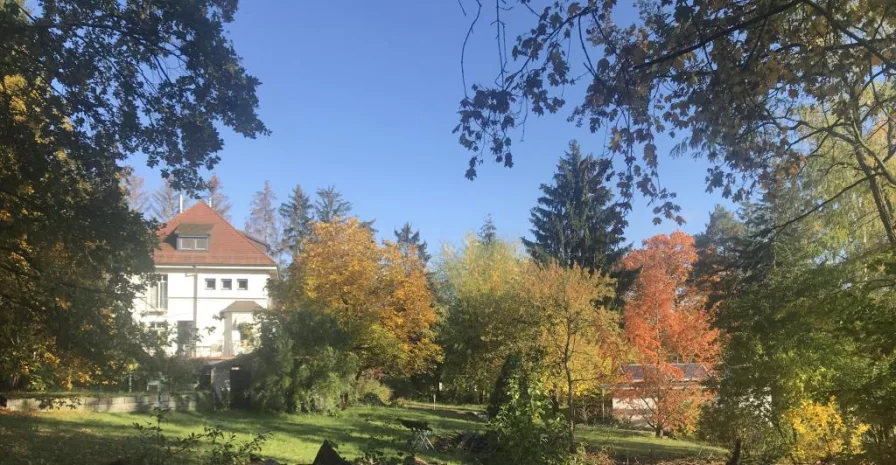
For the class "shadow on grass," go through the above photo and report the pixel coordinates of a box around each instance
[401,404,485,426]
[0,407,476,465]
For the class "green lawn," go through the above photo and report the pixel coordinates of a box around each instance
[0,403,725,464]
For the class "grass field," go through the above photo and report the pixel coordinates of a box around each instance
[0,403,726,464]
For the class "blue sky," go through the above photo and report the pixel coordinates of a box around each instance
[134,1,731,251]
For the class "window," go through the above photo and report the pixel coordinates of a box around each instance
[148,274,168,309]
[176,320,196,354]
[237,279,248,290]
[205,278,216,290]
[177,236,209,251]
[148,321,167,334]
[222,279,232,290]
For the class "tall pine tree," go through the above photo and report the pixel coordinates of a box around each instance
[279,184,314,257]
[313,185,376,231]
[394,222,430,264]
[245,180,280,258]
[478,214,497,245]
[522,141,631,301]
[314,185,353,222]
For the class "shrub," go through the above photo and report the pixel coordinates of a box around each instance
[251,310,358,413]
[698,396,787,465]
[783,398,868,464]
[488,353,524,418]
[354,369,392,406]
[489,369,571,465]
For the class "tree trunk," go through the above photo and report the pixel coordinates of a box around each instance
[567,374,576,440]
[655,423,664,438]
[550,384,561,414]
[855,149,896,245]
[726,438,742,465]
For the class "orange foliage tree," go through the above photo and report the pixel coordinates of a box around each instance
[620,231,718,437]
[277,218,441,377]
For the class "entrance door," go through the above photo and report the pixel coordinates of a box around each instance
[229,366,251,410]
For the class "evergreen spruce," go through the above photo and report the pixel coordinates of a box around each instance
[478,214,497,245]
[522,141,632,302]
[394,222,431,264]
[314,185,353,223]
[279,184,314,257]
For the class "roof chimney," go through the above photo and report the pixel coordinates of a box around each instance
[179,194,184,214]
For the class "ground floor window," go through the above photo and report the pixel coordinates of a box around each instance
[176,320,196,354]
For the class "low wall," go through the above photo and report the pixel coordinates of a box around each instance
[2,393,198,413]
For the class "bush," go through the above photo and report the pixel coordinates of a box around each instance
[251,310,358,413]
[783,398,868,464]
[489,368,571,465]
[698,397,788,465]
[488,353,524,418]
[354,369,392,406]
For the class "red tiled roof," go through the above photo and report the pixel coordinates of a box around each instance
[154,202,277,266]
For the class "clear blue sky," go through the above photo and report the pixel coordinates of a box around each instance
[134,1,731,251]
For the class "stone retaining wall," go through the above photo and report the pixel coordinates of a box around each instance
[2,393,197,413]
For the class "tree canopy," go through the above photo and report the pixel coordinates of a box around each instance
[621,232,718,437]
[455,0,896,236]
[272,219,441,378]
[436,233,535,400]
[0,0,264,389]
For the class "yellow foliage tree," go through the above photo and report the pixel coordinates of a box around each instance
[525,261,626,436]
[279,218,441,377]
[784,398,868,464]
[436,234,535,399]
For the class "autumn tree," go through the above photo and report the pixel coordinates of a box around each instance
[455,0,896,239]
[121,167,149,215]
[395,222,431,264]
[0,0,264,389]
[271,219,441,378]
[151,179,191,221]
[279,184,314,258]
[622,232,718,437]
[525,261,623,438]
[436,233,536,401]
[206,174,233,221]
[245,180,280,258]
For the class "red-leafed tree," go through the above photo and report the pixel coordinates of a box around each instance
[620,231,718,437]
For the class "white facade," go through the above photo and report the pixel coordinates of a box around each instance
[135,264,276,358]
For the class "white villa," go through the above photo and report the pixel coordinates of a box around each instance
[134,201,278,359]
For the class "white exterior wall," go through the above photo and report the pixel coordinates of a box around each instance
[136,265,276,358]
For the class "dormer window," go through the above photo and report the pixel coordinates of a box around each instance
[174,224,212,251]
[178,236,209,251]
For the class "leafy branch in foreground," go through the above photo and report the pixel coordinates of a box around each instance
[456,0,896,239]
